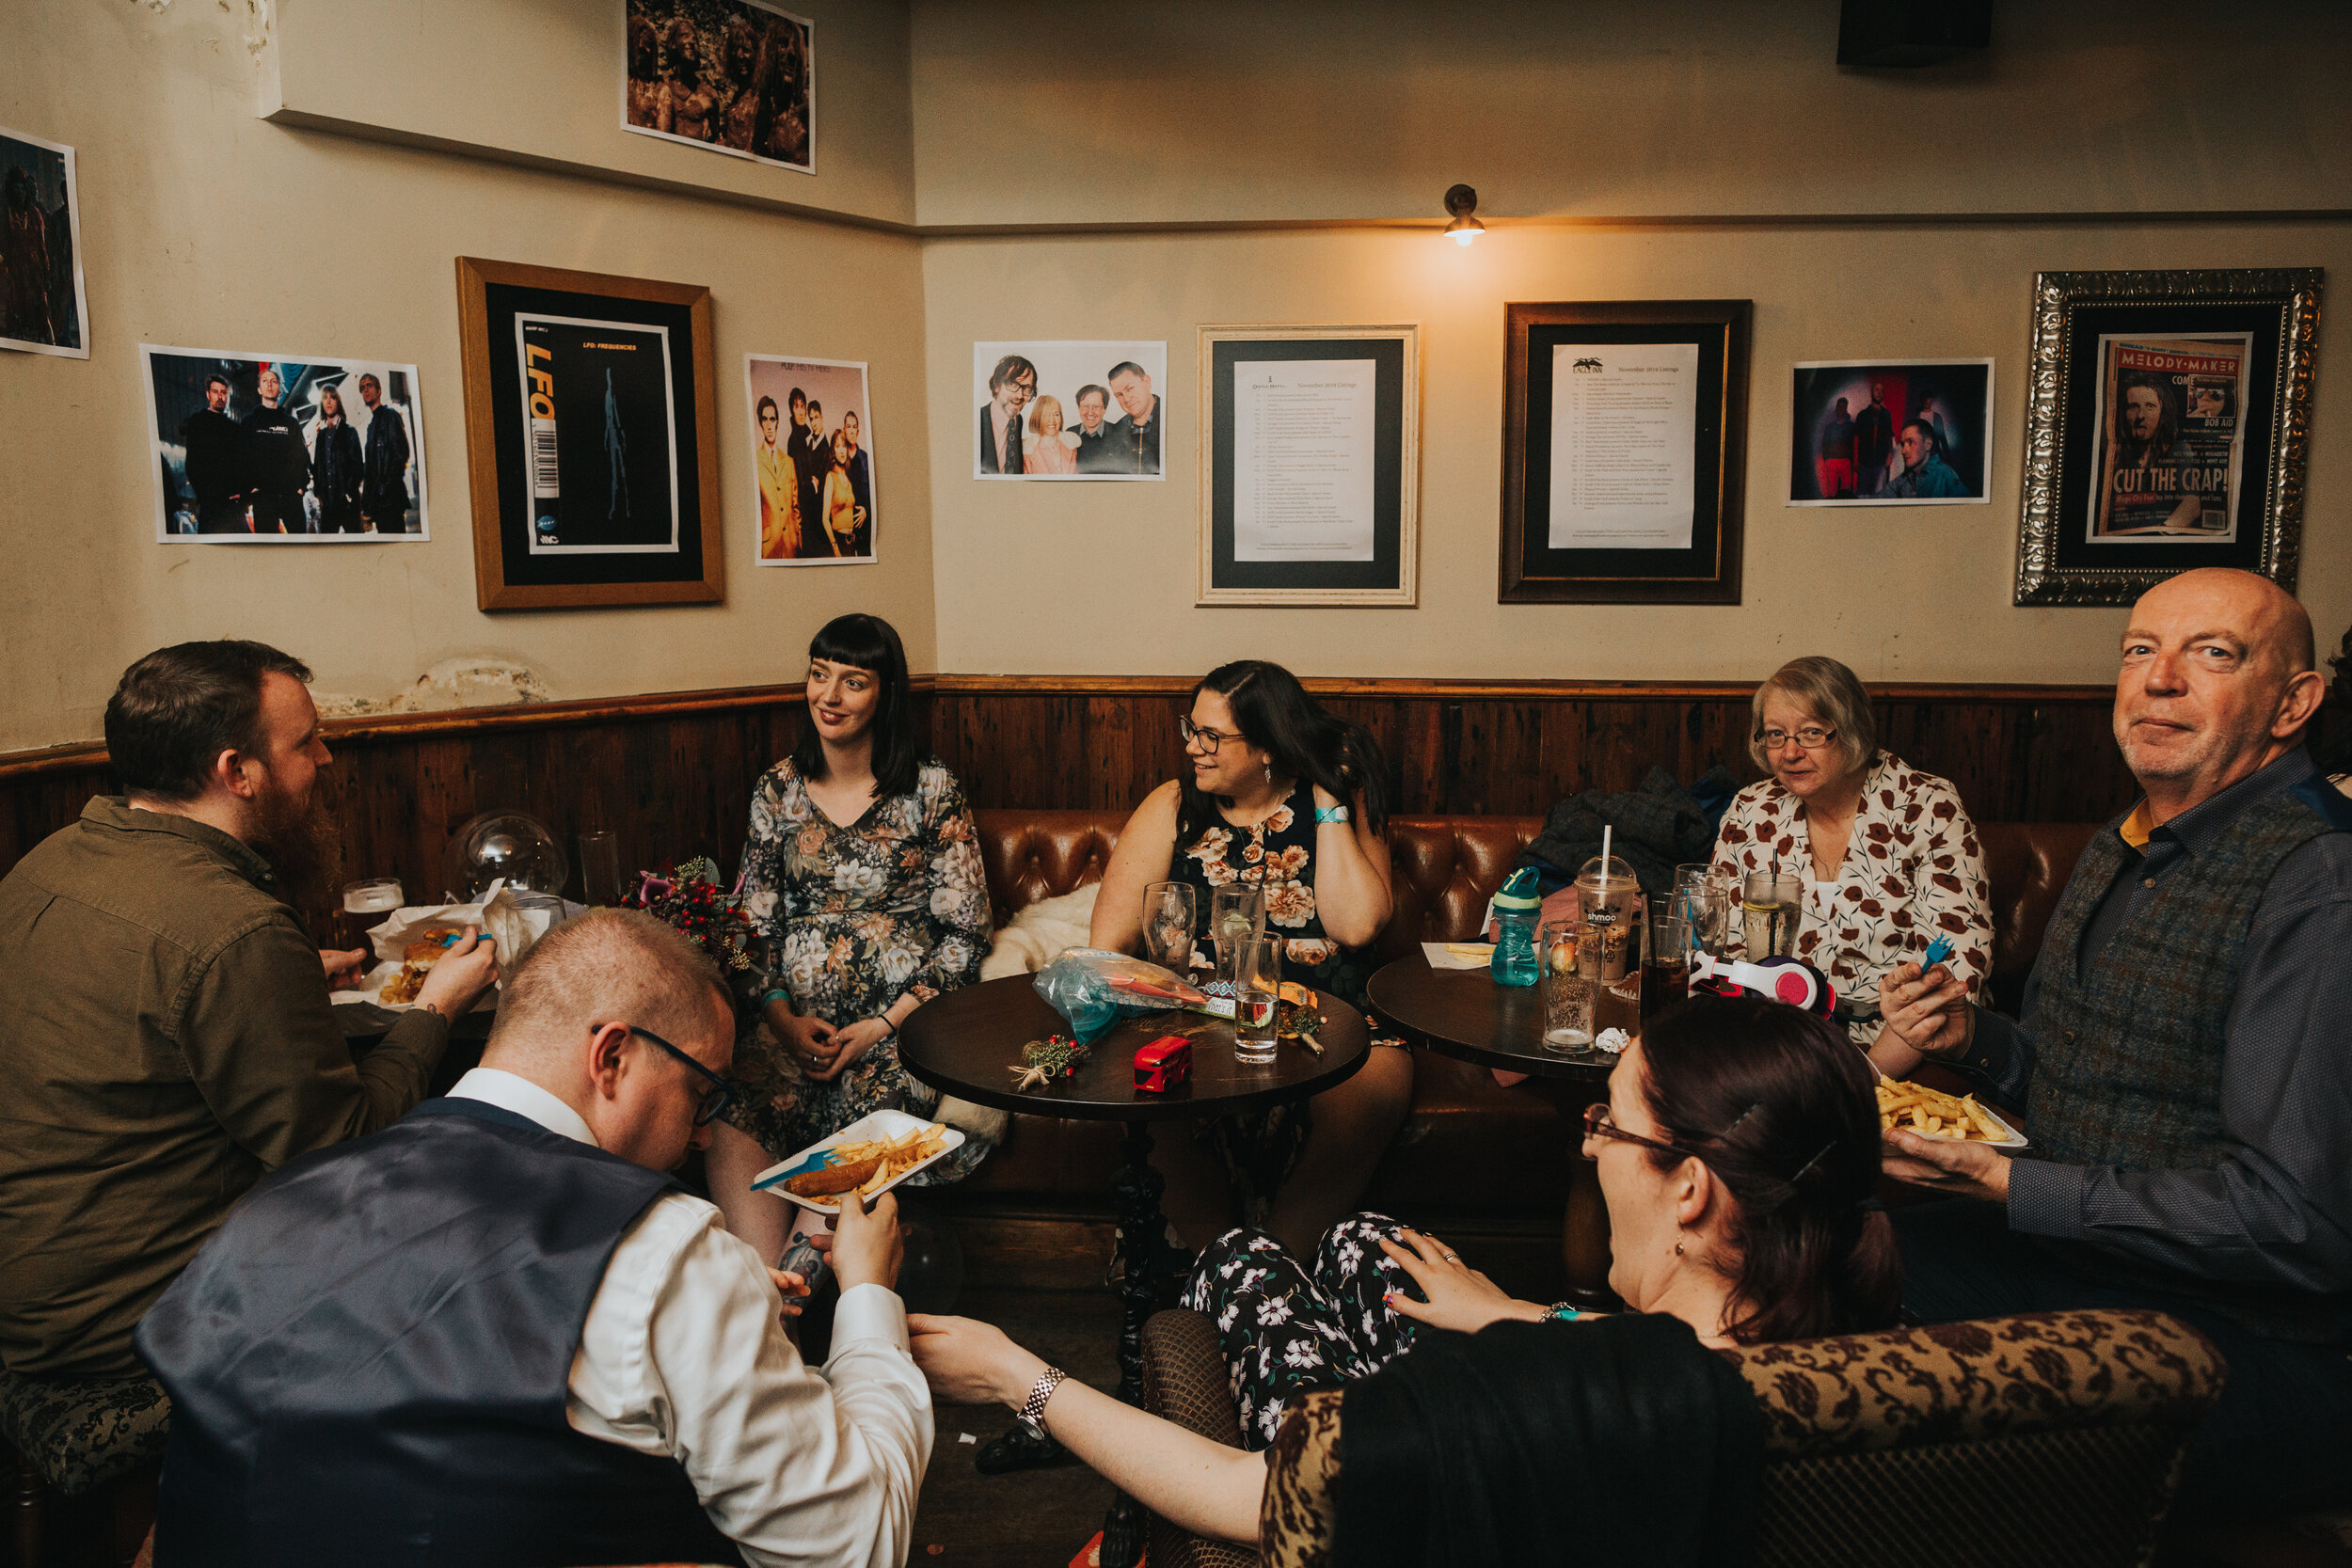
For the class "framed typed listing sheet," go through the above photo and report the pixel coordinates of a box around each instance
[747,355,875,565]
[456,257,723,610]
[1500,301,1752,604]
[2015,268,2320,606]
[1197,324,1419,607]
[0,125,89,357]
[141,345,429,542]
[972,341,1166,481]
[623,0,814,174]
[1788,359,1992,506]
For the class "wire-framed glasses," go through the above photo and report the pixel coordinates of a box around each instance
[618,1023,733,1126]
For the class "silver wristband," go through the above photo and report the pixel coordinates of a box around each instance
[1016,1366,1068,1435]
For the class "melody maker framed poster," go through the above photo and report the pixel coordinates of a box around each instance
[455,257,724,610]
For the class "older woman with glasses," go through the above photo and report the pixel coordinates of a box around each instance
[1710,656,1993,1065]
[906,995,1902,1541]
[1087,659,1410,1257]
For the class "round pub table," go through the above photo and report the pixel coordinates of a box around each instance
[898,974,1369,1568]
[1366,954,1634,1303]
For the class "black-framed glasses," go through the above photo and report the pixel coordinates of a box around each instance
[618,1023,732,1126]
[1755,724,1837,751]
[1178,716,1244,752]
[1581,1101,1708,1164]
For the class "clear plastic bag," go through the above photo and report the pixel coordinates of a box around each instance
[1032,947,1210,1043]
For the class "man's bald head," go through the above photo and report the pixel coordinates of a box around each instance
[485,909,730,1071]
[2135,567,2315,677]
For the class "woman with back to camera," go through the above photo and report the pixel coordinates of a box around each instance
[909,995,1903,1542]
[705,613,993,1263]
[1710,655,1992,1069]
[1088,660,1410,1258]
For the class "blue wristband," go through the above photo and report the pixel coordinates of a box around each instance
[1545,1301,1581,1323]
[1314,805,1350,825]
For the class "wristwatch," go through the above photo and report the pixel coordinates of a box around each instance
[1016,1365,1068,1438]
[1314,805,1351,825]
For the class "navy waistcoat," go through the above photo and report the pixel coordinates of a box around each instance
[135,1098,746,1568]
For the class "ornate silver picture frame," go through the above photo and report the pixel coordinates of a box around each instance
[2014,267,2319,607]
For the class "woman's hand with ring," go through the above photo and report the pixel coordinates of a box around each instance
[1378,1227,1546,1336]
[776,1013,838,1074]
[806,1017,891,1083]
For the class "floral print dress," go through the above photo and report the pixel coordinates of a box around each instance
[729,757,993,1184]
[1710,751,1993,1044]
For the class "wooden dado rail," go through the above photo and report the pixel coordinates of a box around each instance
[0,674,2135,940]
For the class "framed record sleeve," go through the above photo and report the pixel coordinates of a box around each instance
[456,257,723,610]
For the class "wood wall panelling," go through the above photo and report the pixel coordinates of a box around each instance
[0,677,2135,942]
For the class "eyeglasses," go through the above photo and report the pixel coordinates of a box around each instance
[616,1023,732,1126]
[1178,716,1245,752]
[1581,1101,1708,1164]
[1756,725,1838,751]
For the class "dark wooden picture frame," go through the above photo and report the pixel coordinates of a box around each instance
[2013,267,2320,607]
[455,256,724,610]
[1499,300,1752,604]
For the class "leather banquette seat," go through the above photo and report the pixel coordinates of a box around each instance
[958,810,2101,1219]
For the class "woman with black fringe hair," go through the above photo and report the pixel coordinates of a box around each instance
[706,613,994,1263]
[1089,659,1413,1258]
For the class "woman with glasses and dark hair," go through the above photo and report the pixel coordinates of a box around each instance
[906,994,1903,1541]
[1711,655,1992,1065]
[704,613,994,1263]
[1088,659,1410,1256]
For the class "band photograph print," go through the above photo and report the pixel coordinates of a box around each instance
[1788,358,1992,505]
[142,345,428,542]
[1,125,89,357]
[624,0,814,174]
[973,341,1168,481]
[747,354,874,564]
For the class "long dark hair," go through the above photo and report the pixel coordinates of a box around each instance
[1173,660,1389,851]
[1634,995,1902,1344]
[791,613,920,800]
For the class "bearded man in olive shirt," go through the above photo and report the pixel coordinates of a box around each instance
[0,641,497,1382]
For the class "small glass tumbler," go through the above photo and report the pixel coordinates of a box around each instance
[1539,916,1596,1054]
[1142,881,1198,971]
[579,832,623,907]
[1741,871,1803,959]
[1211,883,1268,992]
[339,878,404,954]
[1232,932,1281,1064]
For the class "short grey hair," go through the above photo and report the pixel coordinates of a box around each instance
[486,908,729,1063]
[1749,657,1876,777]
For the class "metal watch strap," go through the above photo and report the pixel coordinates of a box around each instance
[1017,1366,1068,1433]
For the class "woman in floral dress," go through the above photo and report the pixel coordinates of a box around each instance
[1089,660,1413,1257]
[1709,656,1992,1069]
[705,614,993,1263]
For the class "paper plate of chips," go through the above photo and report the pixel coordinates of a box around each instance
[750,1110,964,1211]
[1876,1078,2027,1150]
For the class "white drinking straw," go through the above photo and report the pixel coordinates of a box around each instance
[1600,823,1613,881]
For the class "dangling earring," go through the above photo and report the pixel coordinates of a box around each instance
[1263,759,1273,784]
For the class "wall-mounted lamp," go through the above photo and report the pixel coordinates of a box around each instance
[1442,183,1486,246]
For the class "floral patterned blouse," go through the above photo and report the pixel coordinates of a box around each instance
[739,757,991,1024]
[1167,780,1371,1008]
[1709,751,1992,1043]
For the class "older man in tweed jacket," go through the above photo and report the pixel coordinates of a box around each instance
[1873,567,2351,1520]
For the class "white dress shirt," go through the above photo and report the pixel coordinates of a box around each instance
[449,1068,933,1568]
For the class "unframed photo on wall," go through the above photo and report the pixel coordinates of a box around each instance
[141,345,429,543]
[623,0,814,175]
[0,125,89,358]
[1787,359,1993,507]
[746,355,875,566]
[973,341,1168,481]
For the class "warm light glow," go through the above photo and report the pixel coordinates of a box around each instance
[1450,227,1479,246]
[1443,215,1485,245]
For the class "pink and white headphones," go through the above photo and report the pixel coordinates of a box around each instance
[1685,953,1838,1018]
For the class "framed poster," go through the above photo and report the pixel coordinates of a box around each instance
[623,0,814,174]
[0,125,89,357]
[2014,268,2320,606]
[455,257,723,610]
[142,344,429,541]
[747,354,874,564]
[1499,300,1751,605]
[1788,359,1992,506]
[1197,324,1419,607]
[972,340,1166,481]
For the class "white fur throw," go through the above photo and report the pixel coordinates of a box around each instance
[931,882,1103,1146]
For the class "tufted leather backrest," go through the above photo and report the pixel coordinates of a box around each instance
[972,810,2099,993]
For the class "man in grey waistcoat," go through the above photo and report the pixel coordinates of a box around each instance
[1874,566,2351,1521]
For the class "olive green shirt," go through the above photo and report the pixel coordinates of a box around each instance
[0,799,450,1378]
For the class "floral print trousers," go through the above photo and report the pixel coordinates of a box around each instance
[1180,1212,1422,1449]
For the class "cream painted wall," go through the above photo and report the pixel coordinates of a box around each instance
[908,0,2352,228]
[921,221,2350,682]
[0,0,934,754]
[268,0,916,229]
